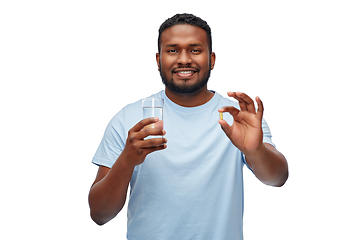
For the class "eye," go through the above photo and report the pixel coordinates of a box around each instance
[191,49,202,54]
[167,49,177,53]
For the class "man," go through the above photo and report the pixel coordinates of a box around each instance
[89,13,288,239]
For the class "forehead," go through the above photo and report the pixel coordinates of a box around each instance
[160,24,209,49]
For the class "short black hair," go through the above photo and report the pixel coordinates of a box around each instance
[158,13,212,54]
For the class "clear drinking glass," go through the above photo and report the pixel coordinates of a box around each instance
[142,98,164,139]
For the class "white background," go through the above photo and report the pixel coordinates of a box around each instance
[1,0,359,239]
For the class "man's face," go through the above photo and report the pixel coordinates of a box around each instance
[156,24,215,94]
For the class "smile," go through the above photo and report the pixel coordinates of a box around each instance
[173,68,198,79]
[175,71,196,79]
[177,71,194,74]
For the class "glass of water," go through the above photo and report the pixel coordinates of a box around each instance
[142,98,164,138]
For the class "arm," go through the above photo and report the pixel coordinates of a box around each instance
[88,117,167,225]
[245,143,288,187]
[218,92,288,187]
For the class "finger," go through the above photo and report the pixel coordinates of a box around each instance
[219,106,250,127]
[236,92,256,113]
[218,119,232,138]
[227,91,243,105]
[131,117,159,133]
[255,96,264,120]
[227,91,237,98]
[218,106,240,117]
[140,137,168,157]
[142,143,167,155]
[139,127,166,140]
[227,91,247,111]
[133,135,167,150]
[237,98,248,112]
[143,137,168,148]
[227,91,255,113]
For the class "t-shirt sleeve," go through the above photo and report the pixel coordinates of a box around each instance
[92,110,127,168]
[261,118,275,148]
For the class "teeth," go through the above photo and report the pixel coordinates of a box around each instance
[178,71,193,74]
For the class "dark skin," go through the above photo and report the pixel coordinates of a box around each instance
[88,24,288,225]
[88,118,167,225]
[156,24,216,107]
[218,92,288,186]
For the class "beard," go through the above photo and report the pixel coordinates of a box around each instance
[159,63,212,94]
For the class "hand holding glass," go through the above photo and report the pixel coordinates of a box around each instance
[142,98,164,139]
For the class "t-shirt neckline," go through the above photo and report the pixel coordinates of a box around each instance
[161,90,219,113]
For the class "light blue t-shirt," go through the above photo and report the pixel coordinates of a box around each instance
[92,90,274,240]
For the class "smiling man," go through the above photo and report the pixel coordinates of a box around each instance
[89,13,288,240]
[157,23,215,100]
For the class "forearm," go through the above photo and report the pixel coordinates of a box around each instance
[89,154,134,225]
[245,143,288,187]
[89,117,167,225]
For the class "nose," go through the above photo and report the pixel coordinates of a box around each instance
[177,50,192,65]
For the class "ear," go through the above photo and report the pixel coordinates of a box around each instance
[210,52,216,70]
[156,53,160,71]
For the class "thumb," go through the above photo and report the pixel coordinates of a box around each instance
[218,119,232,138]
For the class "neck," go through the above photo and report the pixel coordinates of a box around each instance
[165,86,214,107]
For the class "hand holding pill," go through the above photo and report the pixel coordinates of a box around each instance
[218,91,264,156]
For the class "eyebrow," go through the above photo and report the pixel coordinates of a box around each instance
[165,44,178,48]
[165,43,204,48]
